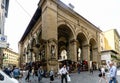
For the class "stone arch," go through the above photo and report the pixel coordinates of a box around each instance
[61,50,67,60]
[76,28,89,40]
[23,48,27,62]
[26,43,31,62]
[58,37,67,43]
[57,20,76,39]
[28,37,37,62]
[30,36,41,50]
[58,23,74,61]
[89,38,97,48]
[89,38,98,70]
[76,32,89,61]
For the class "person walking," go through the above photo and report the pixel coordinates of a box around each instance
[31,67,35,78]
[89,67,93,74]
[60,65,68,83]
[13,67,20,80]
[109,62,117,83]
[25,66,31,82]
[49,68,54,83]
[77,62,81,74]
[98,66,108,83]
[37,66,44,83]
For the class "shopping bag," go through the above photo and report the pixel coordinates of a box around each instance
[67,74,71,82]
[116,80,118,83]
[98,73,102,77]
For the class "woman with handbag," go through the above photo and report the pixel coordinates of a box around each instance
[98,66,108,83]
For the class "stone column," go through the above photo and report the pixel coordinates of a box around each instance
[82,44,90,61]
[82,44,90,69]
[46,39,58,72]
[93,47,99,69]
[92,48,98,62]
[69,39,77,62]
[41,0,58,72]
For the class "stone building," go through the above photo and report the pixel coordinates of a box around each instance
[19,0,102,71]
[0,0,9,67]
[2,48,19,68]
[101,29,120,66]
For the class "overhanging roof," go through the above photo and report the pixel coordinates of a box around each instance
[19,0,102,43]
[101,50,118,54]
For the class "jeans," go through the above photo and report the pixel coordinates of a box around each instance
[78,68,80,74]
[25,72,30,81]
[38,75,42,82]
[61,74,67,83]
[109,77,117,83]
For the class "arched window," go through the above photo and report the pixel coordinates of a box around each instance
[61,50,67,60]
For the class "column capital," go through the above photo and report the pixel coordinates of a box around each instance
[82,44,90,47]
[48,38,57,44]
[93,47,98,50]
[70,39,77,44]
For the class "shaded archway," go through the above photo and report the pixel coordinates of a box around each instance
[26,44,31,62]
[89,38,97,61]
[76,33,88,61]
[89,38,98,70]
[23,48,27,63]
[37,30,46,62]
[58,24,74,60]
[30,38,36,62]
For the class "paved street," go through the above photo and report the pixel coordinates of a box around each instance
[18,69,120,83]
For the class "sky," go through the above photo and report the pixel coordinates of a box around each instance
[5,0,120,52]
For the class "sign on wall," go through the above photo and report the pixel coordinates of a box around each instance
[101,54,111,60]
[0,34,7,42]
[0,34,8,48]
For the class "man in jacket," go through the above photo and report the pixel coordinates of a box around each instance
[13,67,20,80]
[109,62,117,83]
[60,65,68,83]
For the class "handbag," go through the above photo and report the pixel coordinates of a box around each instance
[67,74,71,82]
[116,80,118,83]
[98,73,102,77]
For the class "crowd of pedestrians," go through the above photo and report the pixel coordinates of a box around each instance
[0,61,118,83]
[3,66,21,79]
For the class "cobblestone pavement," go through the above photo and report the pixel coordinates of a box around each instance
[18,69,120,83]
